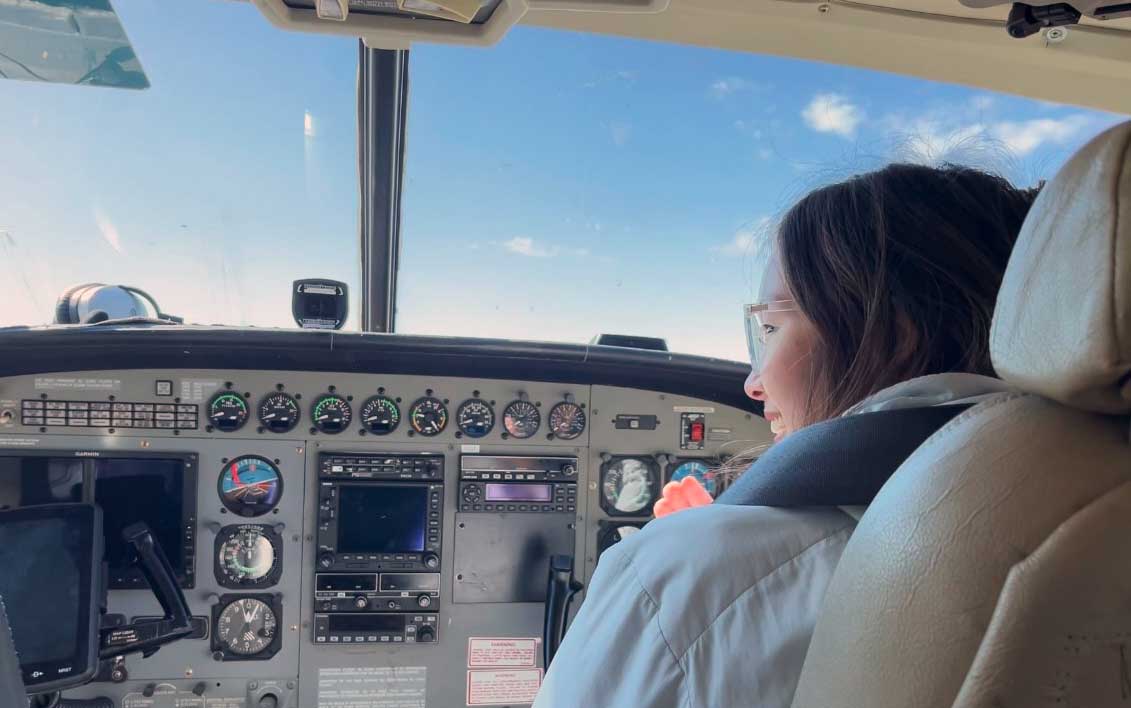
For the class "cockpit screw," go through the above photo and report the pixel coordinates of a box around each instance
[818,3,831,12]
[287,681,295,689]
[140,440,150,448]
[291,625,298,632]
[1045,26,1068,42]
[185,668,193,678]
[296,447,304,454]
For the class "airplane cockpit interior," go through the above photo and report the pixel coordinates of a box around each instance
[1,0,1130,707]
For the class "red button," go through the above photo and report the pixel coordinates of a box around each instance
[690,421,705,442]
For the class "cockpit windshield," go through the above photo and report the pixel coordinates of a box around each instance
[1,0,1123,361]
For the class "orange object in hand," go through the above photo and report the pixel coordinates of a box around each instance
[653,475,714,518]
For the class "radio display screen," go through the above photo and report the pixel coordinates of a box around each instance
[328,613,405,634]
[317,574,377,592]
[337,484,428,553]
[485,483,552,502]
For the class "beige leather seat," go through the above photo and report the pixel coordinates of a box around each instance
[791,121,1131,708]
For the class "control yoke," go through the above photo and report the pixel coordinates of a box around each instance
[542,554,584,669]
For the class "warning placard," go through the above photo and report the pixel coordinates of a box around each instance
[467,669,542,706]
[468,637,539,667]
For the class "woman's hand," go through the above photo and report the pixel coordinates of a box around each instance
[653,475,713,518]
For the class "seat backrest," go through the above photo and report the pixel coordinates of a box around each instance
[790,121,1131,708]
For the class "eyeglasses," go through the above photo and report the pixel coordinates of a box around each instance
[743,299,798,369]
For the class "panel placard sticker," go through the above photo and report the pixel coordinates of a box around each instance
[466,669,542,706]
[468,637,539,667]
[318,666,427,708]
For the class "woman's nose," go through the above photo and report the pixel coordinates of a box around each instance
[745,368,766,401]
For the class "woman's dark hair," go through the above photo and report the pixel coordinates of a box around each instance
[777,163,1040,427]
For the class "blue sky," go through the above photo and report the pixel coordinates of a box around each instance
[1,0,1123,360]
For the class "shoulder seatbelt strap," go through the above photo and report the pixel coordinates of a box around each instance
[715,405,972,508]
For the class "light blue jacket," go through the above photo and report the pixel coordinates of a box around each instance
[534,374,1014,708]
[535,505,855,708]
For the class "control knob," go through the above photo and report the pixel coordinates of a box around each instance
[318,552,336,569]
[423,553,440,570]
[561,463,577,477]
[417,626,436,643]
[462,485,482,502]
[354,595,369,610]
[417,594,432,609]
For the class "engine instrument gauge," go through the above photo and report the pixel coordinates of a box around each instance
[667,459,721,498]
[257,392,300,434]
[456,398,494,438]
[503,400,540,439]
[600,457,659,515]
[208,392,249,432]
[409,397,448,436]
[359,395,400,435]
[311,393,352,434]
[218,456,283,517]
[211,595,281,660]
[214,524,282,588]
[548,402,586,440]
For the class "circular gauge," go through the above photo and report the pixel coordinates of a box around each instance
[218,456,283,517]
[311,393,352,434]
[257,393,300,434]
[409,397,448,436]
[456,398,494,438]
[215,525,281,588]
[668,459,721,498]
[208,392,249,432]
[359,395,400,435]
[214,596,278,657]
[503,400,541,439]
[598,522,646,562]
[601,457,658,515]
[548,402,586,440]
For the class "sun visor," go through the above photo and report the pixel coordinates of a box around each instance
[0,0,149,90]
[250,0,668,49]
[250,0,527,48]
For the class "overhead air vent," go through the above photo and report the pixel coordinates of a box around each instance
[250,0,528,48]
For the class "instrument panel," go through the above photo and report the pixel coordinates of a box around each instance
[0,368,769,707]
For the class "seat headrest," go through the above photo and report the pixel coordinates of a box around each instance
[991,121,1131,414]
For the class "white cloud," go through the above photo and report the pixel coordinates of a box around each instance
[711,218,773,255]
[886,112,1092,163]
[802,93,863,138]
[93,208,123,254]
[502,237,550,257]
[989,116,1090,156]
[710,77,759,99]
[733,119,745,130]
[499,237,588,259]
[615,70,637,81]
[757,148,773,161]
